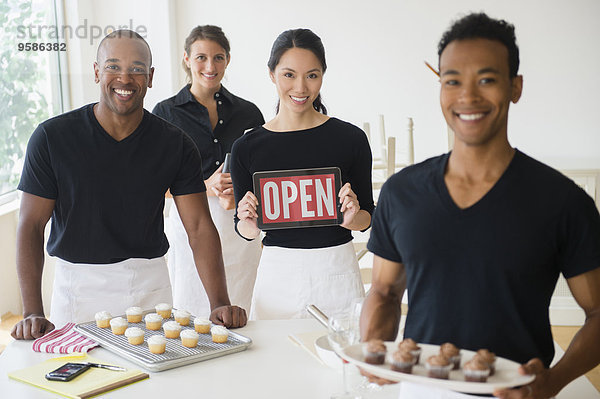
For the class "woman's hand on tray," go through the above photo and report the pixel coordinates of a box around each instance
[210,305,248,328]
[493,358,551,399]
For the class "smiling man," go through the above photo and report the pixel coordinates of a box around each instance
[12,30,246,340]
[360,13,600,399]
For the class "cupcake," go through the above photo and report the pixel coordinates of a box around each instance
[163,321,182,339]
[124,327,144,345]
[144,313,163,330]
[211,325,229,343]
[94,311,112,328]
[194,317,211,334]
[398,338,421,363]
[148,335,166,354]
[155,303,172,319]
[475,349,497,376]
[463,357,491,382]
[364,339,387,365]
[174,309,191,326]
[439,342,461,370]
[181,329,200,348]
[390,349,414,374]
[425,355,453,379]
[109,317,128,335]
[125,306,143,323]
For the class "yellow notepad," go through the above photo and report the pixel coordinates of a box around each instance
[8,353,149,399]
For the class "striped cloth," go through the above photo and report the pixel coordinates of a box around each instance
[32,323,98,353]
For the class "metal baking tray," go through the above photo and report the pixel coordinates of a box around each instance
[74,311,252,372]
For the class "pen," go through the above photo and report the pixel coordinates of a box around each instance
[424,61,440,77]
[86,362,126,371]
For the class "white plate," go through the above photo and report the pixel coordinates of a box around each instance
[338,342,535,394]
[314,335,342,370]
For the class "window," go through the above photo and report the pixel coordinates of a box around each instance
[0,0,66,202]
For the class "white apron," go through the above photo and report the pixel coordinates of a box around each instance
[50,257,172,327]
[249,241,365,320]
[165,196,261,317]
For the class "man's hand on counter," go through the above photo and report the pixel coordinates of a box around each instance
[11,314,55,340]
[210,305,247,328]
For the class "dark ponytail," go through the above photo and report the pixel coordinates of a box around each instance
[268,28,327,115]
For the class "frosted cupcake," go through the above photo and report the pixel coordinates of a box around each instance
[475,349,497,376]
[148,335,166,354]
[124,327,144,345]
[95,311,112,328]
[125,306,143,323]
[144,313,163,330]
[174,309,191,326]
[390,349,414,374]
[194,318,211,334]
[439,342,461,370]
[181,330,200,348]
[398,338,421,364]
[211,325,229,343]
[155,303,172,319]
[425,355,453,379]
[463,357,491,382]
[364,339,387,365]
[163,321,182,339]
[109,317,128,335]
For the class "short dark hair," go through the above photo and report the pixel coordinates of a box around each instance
[437,13,519,77]
[182,25,231,83]
[268,28,327,115]
[97,29,152,66]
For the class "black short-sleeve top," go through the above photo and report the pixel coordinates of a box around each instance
[152,85,264,179]
[231,117,374,249]
[18,104,206,264]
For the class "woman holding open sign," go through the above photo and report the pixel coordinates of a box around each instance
[231,28,374,320]
[153,25,264,318]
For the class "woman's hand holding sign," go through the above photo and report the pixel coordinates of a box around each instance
[237,191,261,239]
[339,182,371,231]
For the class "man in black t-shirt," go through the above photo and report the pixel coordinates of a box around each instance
[360,13,600,399]
[11,30,246,340]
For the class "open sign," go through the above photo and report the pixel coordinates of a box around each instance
[253,167,343,230]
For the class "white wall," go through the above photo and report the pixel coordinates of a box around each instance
[164,0,600,170]
[65,0,600,170]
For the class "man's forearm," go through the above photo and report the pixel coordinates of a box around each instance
[547,311,600,394]
[188,224,231,309]
[360,288,403,342]
[16,223,46,317]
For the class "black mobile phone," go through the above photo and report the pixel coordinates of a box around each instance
[45,362,90,382]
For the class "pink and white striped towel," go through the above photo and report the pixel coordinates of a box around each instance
[32,323,98,353]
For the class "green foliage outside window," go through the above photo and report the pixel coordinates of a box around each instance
[0,0,52,195]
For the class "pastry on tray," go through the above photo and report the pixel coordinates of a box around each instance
[125,306,143,323]
[94,311,112,328]
[109,317,128,335]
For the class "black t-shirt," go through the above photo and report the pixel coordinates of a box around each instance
[368,150,600,366]
[152,85,264,179]
[18,104,206,264]
[231,117,375,249]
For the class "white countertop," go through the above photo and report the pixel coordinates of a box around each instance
[0,319,597,398]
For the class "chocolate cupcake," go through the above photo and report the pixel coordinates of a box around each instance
[391,349,414,374]
[398,338,421,363]
[439,342,461,370]
[463,357,491,382]
[475,349,497,376]
[363,339,387,365]
[425,355,453,379]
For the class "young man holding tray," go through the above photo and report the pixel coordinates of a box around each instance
[12,30,246,340]
[360,12,600,399]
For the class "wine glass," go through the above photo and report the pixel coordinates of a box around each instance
[328,314,361,399]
